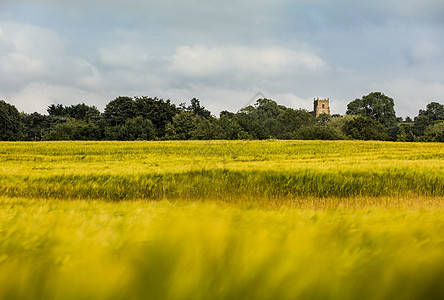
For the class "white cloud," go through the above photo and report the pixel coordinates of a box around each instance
[171,45,328,77]
[0,21,107,108]
[10,82,108,114]
[0,52,45,74]
[371,78,444,118]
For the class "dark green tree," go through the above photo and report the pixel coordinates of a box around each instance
[396,125,416,142]
[105,117,154,141]
[342,116,389,140]
[22,112,54,141]
[419,102,444,121]
[47,104,67,117]
[68,104,101,123]
[48,103,101,123]
[218,112,251,140]
[0,100,23,141]
[164,112,198,140]
[277,108,315,139]
[296,125,346,140]
[191,117,226,140]
[134,97,178,138]
[346,92,397,127]
[422,122,444,142]
[413,102,444,136]
[235,107,263,139]
[236,99,286,139]
[103,97,137,127]
[182,98,212,119]
[45,119,101,141]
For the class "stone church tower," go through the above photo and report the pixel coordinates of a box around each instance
[313,98,331,117]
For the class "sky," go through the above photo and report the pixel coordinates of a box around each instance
[1,0,443,118]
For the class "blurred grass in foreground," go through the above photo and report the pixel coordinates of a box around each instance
[1,198,444,300]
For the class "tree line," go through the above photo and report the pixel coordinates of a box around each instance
[1,92,443,142]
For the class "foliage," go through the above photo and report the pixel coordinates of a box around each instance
[396,124,416,142]
[44,119,101,141]
[0,100,23,141]
[0,96,443,142]
[164,111,198,140]
[296,124,346,140]
[103,96,137,127]
[21,112,55,141]
[342,116,389,140]
[48,103,101,123]
[183,98,212,119]
[413,102,444,136]
[105,117,155,141]
[277,108,315,139]
[422,122,444,142]
[134,97,178,138]
[346,92,397,127]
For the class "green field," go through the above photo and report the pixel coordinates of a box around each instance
[1,141,444,299]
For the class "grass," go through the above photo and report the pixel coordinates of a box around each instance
[0,140,443,200]
[0,140,444,299]
[1,198,444,300]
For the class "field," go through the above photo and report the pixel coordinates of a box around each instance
[1,140,444,299]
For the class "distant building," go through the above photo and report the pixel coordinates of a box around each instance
[311,98,331,117]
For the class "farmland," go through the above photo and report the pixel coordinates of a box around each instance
[1,140,444,299]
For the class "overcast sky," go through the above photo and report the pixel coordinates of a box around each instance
[1,0,443,117]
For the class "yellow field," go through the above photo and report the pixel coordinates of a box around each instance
[1,140,443,200]
[0,141,443,299]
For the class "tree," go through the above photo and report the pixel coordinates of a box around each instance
[47,104,67,117]
[22,112,54,141]
[218,112,251,140]
[342,116,389,140]
[296,125,346,140]
[236,99,287,139]
[191,117,226,140]
[45,119,101,141]
[419,102,444,121]
[0,100,23,141]
[346,92,397,127]
[396,125,416,142]
[277,108,315,139]
[134,97,178,138]
[105,117,154,141]
[164,112,198,140]
[103,97,137,126]
[413,102,444,137]
[179,98,211,119]
[48,103,101,123]
[422,122,444,142]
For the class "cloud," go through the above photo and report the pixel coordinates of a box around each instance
[100,45,152,70]
[407,42,441,64]
[1,0,443,118]
[8,82,108,114]
[0,21,106,94]
[370,78,444,118]
[171,45,329,78]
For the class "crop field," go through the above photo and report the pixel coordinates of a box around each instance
[1,140,444,299]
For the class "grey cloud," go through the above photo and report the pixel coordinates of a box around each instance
[1,0,443,117]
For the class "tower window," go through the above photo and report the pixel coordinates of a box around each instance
[322,104,325,108]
